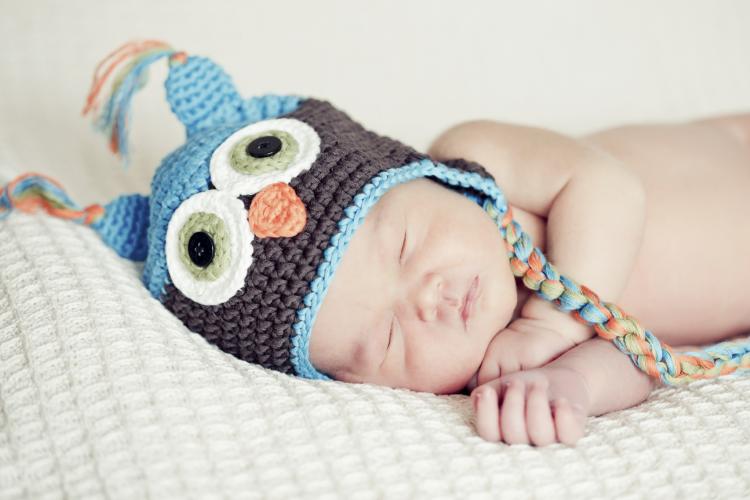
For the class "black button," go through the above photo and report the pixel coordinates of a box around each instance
[188,231,215,268]
[246,135,282,158]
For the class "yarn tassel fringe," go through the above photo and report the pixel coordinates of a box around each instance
[0,173,104,225]
[81,39,182,167]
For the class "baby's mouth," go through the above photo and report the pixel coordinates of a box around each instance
[461,275,480,332]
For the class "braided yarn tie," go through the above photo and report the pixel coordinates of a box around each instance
[483,199,750,386]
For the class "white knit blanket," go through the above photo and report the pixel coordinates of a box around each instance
[1,213,749,499]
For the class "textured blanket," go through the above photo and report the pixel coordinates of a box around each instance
[1,213,749,499]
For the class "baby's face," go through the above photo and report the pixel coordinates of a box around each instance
[310,178,518,394]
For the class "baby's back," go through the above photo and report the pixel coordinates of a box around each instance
[519,117,750,346]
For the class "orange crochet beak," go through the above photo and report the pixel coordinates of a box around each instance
[248,182,307,238]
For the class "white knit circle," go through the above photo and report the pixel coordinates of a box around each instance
[165,190,254,305]
[209,118,321,196]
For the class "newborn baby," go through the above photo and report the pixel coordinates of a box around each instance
[7,43,747,449]
[310,113,750,446]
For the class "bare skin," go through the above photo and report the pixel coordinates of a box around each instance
[429,113,750,445]
[310,112,750,446]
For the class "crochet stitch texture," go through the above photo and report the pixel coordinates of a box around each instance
[1,39,748,386]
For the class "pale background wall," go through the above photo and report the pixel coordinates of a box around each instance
[1,0,749,205]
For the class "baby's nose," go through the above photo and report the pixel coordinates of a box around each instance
[415,273,461,323]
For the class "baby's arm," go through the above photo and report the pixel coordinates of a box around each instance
[472,335,659,445]
[430,121,646,375]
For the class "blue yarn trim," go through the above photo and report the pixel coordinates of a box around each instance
[243,94,302,125]
[290,159,507,379]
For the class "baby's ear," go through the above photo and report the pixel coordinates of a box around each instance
[91,193,150,261]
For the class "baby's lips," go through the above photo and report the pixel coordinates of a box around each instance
[248,182,307,238]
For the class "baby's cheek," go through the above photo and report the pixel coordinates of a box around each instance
[410,345,484,394]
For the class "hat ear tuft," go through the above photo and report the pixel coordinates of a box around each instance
[83,40,306,164]
[165,56,302,136]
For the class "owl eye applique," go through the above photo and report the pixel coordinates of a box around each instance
[209,118,321,196]
[165,190,253,305]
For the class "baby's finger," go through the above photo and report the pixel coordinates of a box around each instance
[476,359,502,387]
[499,380,529,445]
[553,399,587,446]
[473,386,501,442]
[525,380,556,446]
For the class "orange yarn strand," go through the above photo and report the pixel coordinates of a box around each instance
[82,40,171,116]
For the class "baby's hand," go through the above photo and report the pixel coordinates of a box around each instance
[467,317,578,390]
[471,365,590,446]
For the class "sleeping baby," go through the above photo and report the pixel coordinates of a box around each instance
[3,41,748,448]
[309,114,750,446]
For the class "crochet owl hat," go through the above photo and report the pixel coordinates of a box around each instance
[17,40,504,380]
[2,40,748,385]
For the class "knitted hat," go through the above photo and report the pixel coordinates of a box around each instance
[70,40,508,379]
[3,40,747,385]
